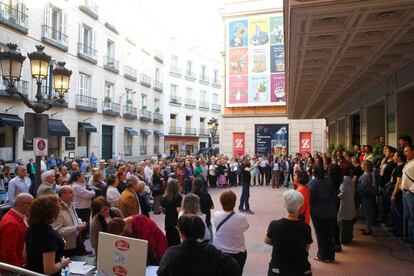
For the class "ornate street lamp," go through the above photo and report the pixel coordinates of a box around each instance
[208,118,218,154]
[0,43,26,91]
[53,61,72,101]
[28,45,51,103]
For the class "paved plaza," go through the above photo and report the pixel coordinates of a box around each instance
[152,185,414,276]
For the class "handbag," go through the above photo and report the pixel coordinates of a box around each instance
[216,212,235,232]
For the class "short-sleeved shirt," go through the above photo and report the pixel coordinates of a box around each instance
[161,194,183,227]
[266,218,312,274]
[239,163,251,183]
[25,224,65,276]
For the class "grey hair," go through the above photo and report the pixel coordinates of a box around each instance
[13,193,33,207]
[283,190,304,215]
[58,185,73,197]
[181,193,201,215]
[125,175,138,188]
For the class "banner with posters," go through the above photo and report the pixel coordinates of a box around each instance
[299,132,312,156]
[233,133,245,157]
[226,13,285,107]
[255,124,289,155]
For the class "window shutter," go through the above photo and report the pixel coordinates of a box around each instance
[78,23,83,51]
[62,11,67,38]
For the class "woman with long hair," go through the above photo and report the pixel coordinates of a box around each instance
[161,179,182,246]
[152,165,165,214]
[358,160,376,235]
[179,193,211,242]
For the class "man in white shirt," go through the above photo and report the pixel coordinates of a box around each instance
[402,145,414,242]
[271,158,281,188]
[144,160,154,184]
[8,166,31,205]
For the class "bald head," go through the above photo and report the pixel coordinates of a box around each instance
[13,193,33,214]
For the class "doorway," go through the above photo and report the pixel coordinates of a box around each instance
[366,100,385,146]
[169,144,178,155]
[102,125,113,160]
[350,113,360,146]
[396,89,414,144]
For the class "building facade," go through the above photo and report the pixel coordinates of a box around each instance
[163,39,222,155]
[0,0,167,163]
[219,0,326,157]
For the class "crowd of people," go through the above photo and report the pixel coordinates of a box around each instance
[0,134,413,275]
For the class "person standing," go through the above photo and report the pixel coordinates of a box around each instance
[238,156,258,214]
[282,156,291,188]
[119,176,140,217]
[8,166,31,205]
[160,179,182,247]
[26,159,36,184]
[401,145,414,242]
[337,168,356,244]
[295,171,310,225]
[152,166,165,214]
[271,157,281,188]
[208,157,217,189]
[184,160,194,194]
[390,152,406,237]
[357,160,376,235]
[0,193,33,268]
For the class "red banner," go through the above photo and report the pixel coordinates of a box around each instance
[233,133,245,157]
[299,132,312,156]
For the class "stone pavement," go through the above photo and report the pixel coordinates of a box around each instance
[152,185,414,276]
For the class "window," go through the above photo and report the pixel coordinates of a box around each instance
[186,60,192,74]
[104,81,113,98]
[107,39,115,58]
[79,24,95,55]
[141,94,147,108]
[0,126,14,163]
[186,116,192,128]
[200,117,205,123]
[124,129,133,156]
[79,73,91,97]
[44,4,67,41]
[170,114,176,120]
[213,93,218,104]
[171,55,178,67]
[171,84,178,97]
[213,70,218,82]
[186,88,192,98]
[186,116,191,121]
[154,98,160,110]
[155,68,160,81]
[200,90,207,101]
[201,65,206,79]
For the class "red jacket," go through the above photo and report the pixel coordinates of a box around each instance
[0,209,27,267]
[124,214,168,265]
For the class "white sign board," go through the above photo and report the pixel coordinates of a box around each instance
[97,232,148,276]
[33,137,48,157]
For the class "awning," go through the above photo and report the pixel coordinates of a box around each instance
[141,129,151,136]
[125,127,139,136]
[0,113,24,127]
[78,122,97,133]
[49,119,70,136]
[154,130,164,137]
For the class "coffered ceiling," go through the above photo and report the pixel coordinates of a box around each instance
[285,0,414,119]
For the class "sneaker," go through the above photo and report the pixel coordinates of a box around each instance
[238,208,245,212]
[245,210,255,215]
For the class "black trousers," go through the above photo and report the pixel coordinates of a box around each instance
[338,220,354,244]
[208,174,217,188]
[227,251,247,274]
[311,216,335,261]
[76,208,90,250]
[165,225,180,247]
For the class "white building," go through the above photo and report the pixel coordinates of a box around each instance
[163,39,222,155]
[0,0,166,163]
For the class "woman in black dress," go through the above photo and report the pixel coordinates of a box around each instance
[160,179,182,246]
[26,195,70,275]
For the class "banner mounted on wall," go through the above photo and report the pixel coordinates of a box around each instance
[299,132,312,156]
[233,133,245,157]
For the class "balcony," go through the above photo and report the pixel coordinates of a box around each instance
[154,50,163,63]
[212,104,221,112]
[169,126,182,135]
[123,105,137,120]
[140,145,147,155]
[212,79,221,88]
[185,128,197,136]
[184,98,196,108]
[199,101,209,110]
[124,145,132,156]
[169,96,182,105]
[153,145,160,154]
[41,25,68,51]
[79,0,99,20]
[124,66,137,81]
[199,75,210,85]
[169,66,182,77]
[0,79,28,100]
[185,71,196,81]
[199,128,209,137]
[139,109,152,122]
[41,85,68,107]
[153,80,163,92]
[103,101,120,116]
[77,43,97,64]
[0,1,28,34]
[153,112,163,124]
[140,74,151,87]
[103,56,119,74]
[76,94,97,112]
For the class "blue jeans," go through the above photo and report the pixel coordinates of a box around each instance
[403,192,414,241]
[377,185,388,222]
[239,181,250,211]
[361,196,374,232]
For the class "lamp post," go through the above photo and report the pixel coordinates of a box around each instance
[208,118,218,156]
[0,43,72,190]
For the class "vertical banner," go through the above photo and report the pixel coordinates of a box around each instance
[299,132,312,156]
[233,133,245,157]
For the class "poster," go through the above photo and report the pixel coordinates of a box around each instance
[270,73,286,105]
[249,75,269,104]
[299,132,312,156]
[97,232,148,276]
[226,13,284,107]
[229,48,248,75]
[233,133,245,157]
[229,19,248,48]
[255,124,289,155]
[229,75,248,104]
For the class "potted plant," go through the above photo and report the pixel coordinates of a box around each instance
[104,96,112,102]
[126,99,133,106]
[155,107,160,113]
[142,105,147,110]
